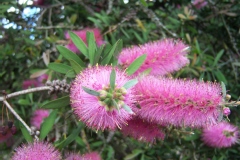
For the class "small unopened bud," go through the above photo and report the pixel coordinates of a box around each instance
[223,107,231,116]
[225,94,231,101]
[99,90,108,98]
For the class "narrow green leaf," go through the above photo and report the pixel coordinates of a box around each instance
[101,43,112,59]
[214,70,227,84]
[19,122,33,142]
[69,31,88,58]
[124,149,143,160]
[94,45,104,65]
[123,104,134,114]
[221,82,226,98]
[123,79,138,89]
[101,40,121,65]
[82,86,100,96]
[140,0,148,7]
[110,69,116,90]
[69,59,83,74]
[87,31,97,66]
[126,54,147,75]
[213,49,224,67]
[40,110,57,140]
[18,99,30,106]
[56,123,82,149]
[41,96,70,109]
[113,39,123,58]
[65,69,76,78]
[48,63,72,74]
[56,45,85,67]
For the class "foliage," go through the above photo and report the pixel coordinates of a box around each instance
[0,0,240,159]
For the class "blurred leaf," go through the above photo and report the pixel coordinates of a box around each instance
[48,63,72,74]
[87,31,97,66]
[101,39,122,65]
[69,31,89,58]
[140,0,148,7]
[126,54,146,75]
[123,79,138,89]
[70,14,78,24]
[124,149,143,160]
[56,45,85,67]
[106,146,114,160]
[82,86,100,96]
[110,69,116,90]
[69,59,83,74]
[40,110,58,140]
[94,45,104,65]
[57,123,83,149]
[213,49,224,67]
[214,70,227,84]
[18,99,30,106]
[30,69,48,79]
[19,122,33,142]
[75,136,85,147]
[65,69,76,78]
[41,96,70,109]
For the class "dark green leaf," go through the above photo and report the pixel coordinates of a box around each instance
[69,59,83,74]
[123,79,138,89]
[41,96,70,109]
[87,31,97,66]
[102,40,122,65]
[19,122,33,142]
[214,70,227,84]
[110,69,116,90]
[94,45,104,65]
[56,45,85,67]
[82,86,100,96]
[40,110,58,140]
[56,123,82,149]
[213,49,224,67]
[48,63,72,74]
[140,0,148,7]
[18,99,30,106]
[65,69,76,78]
[69,31,88,58]
[124,149,143,160]
[126,54,147,75]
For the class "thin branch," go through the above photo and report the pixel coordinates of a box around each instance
[0,86,51,101]
[140,5,178,38]
[35,26,81,30]
[3,100,32,135]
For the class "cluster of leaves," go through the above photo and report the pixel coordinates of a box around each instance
[0,0,240,159]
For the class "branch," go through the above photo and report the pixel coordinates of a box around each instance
[3,100,32,135]
[140,5,178,38]
[0,86,51,101]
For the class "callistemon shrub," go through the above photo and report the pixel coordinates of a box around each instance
[12,141,61,160]
[201,122,239,148]
[121,117,165,143]
[134,76,222,128]
[70,66,136,130]
[118,39,189,76]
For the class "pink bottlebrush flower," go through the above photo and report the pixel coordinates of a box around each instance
[82,152,101,160]
[134,76,222,128]
[121,117,165,143]
[65,152,101,160]
[31,109,50,130]
[192,0,208,9]
[70,66,136,131]
[33,0,46,6]
[65,28,105,53]
[12,141,61,160]
[202,122,239,148]
[22,74,48,89]
[118,39,189,76]
[65,152,82,160]
[223,107,231,116]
